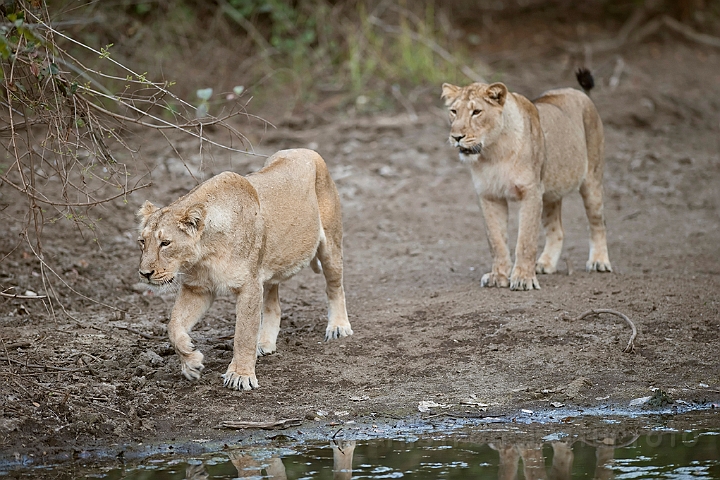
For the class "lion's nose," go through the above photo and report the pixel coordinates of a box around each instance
[452,134,465,143]
[139,269,154,281]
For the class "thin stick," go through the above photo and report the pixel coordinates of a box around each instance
[570,308,637,353]
[5,357,88,372]
[219,418,303,430]
[0,291,48,300]
[116,325,162,340]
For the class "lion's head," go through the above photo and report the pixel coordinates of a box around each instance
[136,200,206,288]
[441,82,508,157]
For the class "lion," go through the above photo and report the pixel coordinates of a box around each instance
[441,70,611,291]
[136,148,353,390]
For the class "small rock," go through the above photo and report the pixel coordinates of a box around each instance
[418,400,450,412]
[377,165,398,177]
[130,375,147,389]
[142,350,164,366]
[564,377,592,399]
[629,396,652,406]
[0,418,21,433]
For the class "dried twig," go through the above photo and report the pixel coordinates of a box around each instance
[219,418,303,430]
[0,290,48,300]
[115,325,162,340]
[567,308,637,353]
[5,357,89,372]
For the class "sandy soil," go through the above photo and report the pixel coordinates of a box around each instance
[1,22,719,469]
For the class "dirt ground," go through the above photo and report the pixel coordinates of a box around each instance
[1,17,720,470]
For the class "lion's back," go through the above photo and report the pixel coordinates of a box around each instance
[534,88,602,198]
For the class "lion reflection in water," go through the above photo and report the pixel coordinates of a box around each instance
[184,440,355,480]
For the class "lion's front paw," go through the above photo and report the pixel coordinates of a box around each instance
[257,341,277,356]
[586,259,612,272]
[480,272,510,288]
[510,274,540,291]
[325,324,353,341]
[535,259,557,274]
[222,369,259,391]
[180,350,204,381]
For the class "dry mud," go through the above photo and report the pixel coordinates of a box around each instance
[1,34,719,470]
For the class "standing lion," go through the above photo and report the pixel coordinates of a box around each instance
[441,70,612,290]
[136,149,352,390]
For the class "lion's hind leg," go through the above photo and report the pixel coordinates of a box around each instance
[316,236,353,340]
[581,101,612,273]
[536,198,564,274]
[257,283,281,356]
[579,176,612,272]
[314,156,352,340]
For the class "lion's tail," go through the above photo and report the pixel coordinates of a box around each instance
[576,68,595,95]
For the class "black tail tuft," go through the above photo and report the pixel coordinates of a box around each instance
[575,68,595,94]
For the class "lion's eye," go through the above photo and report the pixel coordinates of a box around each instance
[449,109,457,115]
[138,239,145,248]
[160,240,171,247]
[472,109,482,116]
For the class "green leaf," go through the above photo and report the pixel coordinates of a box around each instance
[0,37,10,59]
[99,43,113,59]
[233,85,244,95]
[49,62,59,75]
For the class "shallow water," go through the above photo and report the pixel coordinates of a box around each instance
[6,426,719,479]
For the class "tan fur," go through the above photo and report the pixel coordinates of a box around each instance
[136,149,352,390]
[441,81,611,290]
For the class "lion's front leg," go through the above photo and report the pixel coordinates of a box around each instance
[223,281,263,391]
[511,190,542,291]
[479,197,512,288]
[168,285,215,381]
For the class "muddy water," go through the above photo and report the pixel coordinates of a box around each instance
[4,414,719,479]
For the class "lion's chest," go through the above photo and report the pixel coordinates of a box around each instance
[469,159,532,201]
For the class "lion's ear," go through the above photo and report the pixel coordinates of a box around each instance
[178,204,205,235]
[441,83,461,106]
[137,200,159,229]
[486,83,508,106]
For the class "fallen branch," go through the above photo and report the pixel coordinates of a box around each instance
[566,13,720,54]
[219,418,303,430]
[566,308,637,353]
[661,15,720,48]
